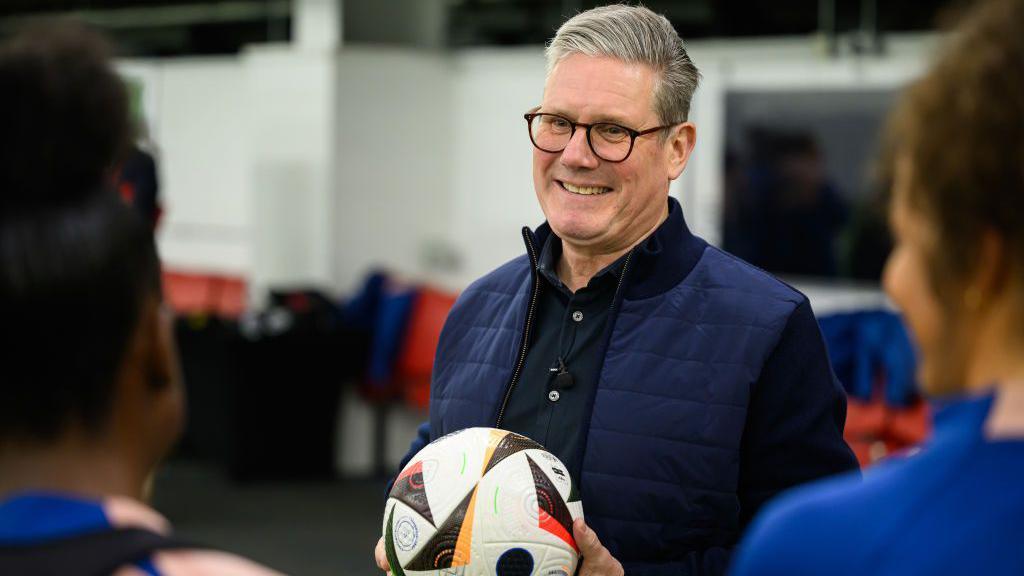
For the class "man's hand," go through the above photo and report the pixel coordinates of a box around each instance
[378,521,624,575]
[374,537,390,574]
[574,518,624,576]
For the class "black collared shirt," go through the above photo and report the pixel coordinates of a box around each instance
[500,234,627,483]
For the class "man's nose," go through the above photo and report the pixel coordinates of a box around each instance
[559,127,600,169]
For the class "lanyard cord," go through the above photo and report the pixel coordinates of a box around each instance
[549,290,579,388]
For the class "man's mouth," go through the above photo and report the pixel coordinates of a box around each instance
[559,180,612,196]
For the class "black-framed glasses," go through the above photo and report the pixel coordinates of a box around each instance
[524,108,677,163]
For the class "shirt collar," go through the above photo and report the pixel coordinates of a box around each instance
[536,233,627,295]
[0,491,170,545]
[525,197,708,301]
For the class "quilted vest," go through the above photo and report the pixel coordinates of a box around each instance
[429,198,803,569]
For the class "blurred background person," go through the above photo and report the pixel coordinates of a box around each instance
[730,0,1024,573]
[733,130,850,277]
[0,21,279,575]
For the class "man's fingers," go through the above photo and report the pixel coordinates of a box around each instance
[573,519,624,576]
[573,518,603,555]
[374,537,391,572]
[385,522,618,575]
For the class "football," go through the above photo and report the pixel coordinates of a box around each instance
[382,427,583,576]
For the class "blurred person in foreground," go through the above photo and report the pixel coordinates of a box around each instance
[730,0,1024,574]
[0,21,279,575]
[377,4,856,575]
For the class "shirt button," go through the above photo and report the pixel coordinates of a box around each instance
[572,310,584,322]
[548,390,561,402]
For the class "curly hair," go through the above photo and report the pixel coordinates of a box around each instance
[885,0,1024,304]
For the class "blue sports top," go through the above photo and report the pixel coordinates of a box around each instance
[731,384,1024,576]
[0,491,162,574]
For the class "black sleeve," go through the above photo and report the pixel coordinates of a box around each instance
[738,297,860,530]
[613,300,857,576]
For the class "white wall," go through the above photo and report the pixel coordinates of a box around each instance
[332,47,549,293]
[120,46,339,296]
[127,34,934,306]
[120,58,252,275]
[332,48,455,294]
[448,48,547,287]
[244,45,337,300]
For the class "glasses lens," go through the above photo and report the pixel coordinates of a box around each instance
[591,123,632,162]
[529,114,572,152]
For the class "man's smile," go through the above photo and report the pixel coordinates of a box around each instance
[558,180,613,196]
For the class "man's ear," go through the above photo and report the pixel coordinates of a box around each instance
[667,122,696,181]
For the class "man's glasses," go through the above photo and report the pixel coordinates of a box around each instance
[524,109,678,163]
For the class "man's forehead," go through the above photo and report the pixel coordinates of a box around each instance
[540,53,657,124]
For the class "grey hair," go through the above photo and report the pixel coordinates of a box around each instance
[545,4,701,124]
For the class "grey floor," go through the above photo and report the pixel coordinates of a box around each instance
[151,461,385,575]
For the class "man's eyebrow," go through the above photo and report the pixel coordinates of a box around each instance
[538,107,635,126]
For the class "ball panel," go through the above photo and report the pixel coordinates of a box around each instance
[477,453,542,543]
[525,455,578,553]
[411,429,490,527]
[521,449,574,502]
[384,505,412,576]
[481,542,581,576]
[483,543,547,576]
[384,499,439,570]
[405,484,476,571]
[476,453,576,557]
[537,544,577,576]
[452,485,481,568]
[384,429,583,576]
[495,547,534,576]
[482,431,546,476]
[389,459,435,526]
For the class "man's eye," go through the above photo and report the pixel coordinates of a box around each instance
[597,124,628,140]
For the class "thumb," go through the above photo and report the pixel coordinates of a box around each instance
[573,518,601,554]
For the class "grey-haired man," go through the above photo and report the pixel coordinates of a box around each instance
[377,5,856,575]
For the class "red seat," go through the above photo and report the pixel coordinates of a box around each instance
[163,269,247,318]
[844,379,931,467]
[394,287,458,410]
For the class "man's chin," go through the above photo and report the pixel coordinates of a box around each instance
[548,221,606,246]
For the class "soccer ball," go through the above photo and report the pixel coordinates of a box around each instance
[382,427,583,576]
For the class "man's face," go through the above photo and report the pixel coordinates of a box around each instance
[533,53,694,254]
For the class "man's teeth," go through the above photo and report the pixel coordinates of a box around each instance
[563,182,610,195]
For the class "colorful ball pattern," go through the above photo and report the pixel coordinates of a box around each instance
[382,428,583,576]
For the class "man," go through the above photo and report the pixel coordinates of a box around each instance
[377,5,856,575]
[0,21,278,575]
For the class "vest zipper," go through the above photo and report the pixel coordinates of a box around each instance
[495,228,542,428]
[610,249,634,314]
